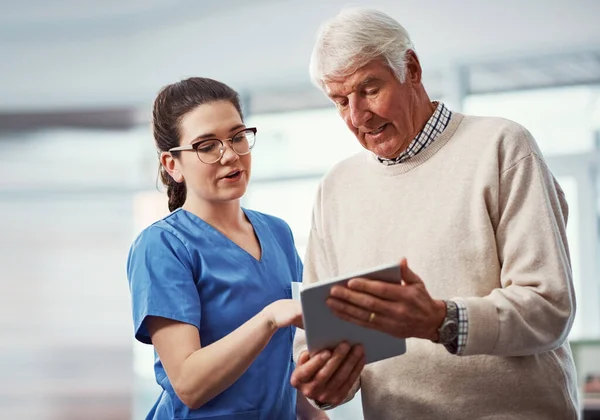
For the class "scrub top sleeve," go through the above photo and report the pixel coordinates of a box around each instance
[294,248,303,284]
[127,226,201,345]
[281,220,303,283]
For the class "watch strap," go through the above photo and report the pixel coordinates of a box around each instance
[313,399,336,410]
[437,300,459,344]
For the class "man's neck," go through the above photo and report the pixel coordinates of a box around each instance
[392,100,437,159]
[412,100,437,138]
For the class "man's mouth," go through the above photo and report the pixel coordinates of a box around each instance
[367,124,388,135]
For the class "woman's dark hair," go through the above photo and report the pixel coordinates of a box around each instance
[153,77,243,211]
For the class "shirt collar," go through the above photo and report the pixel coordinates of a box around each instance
[377,101,452,166]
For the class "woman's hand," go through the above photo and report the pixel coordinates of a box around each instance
[264,299,303,329]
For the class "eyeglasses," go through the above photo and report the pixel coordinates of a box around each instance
[168,127,257,164]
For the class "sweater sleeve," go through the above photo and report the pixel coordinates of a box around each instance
[293,183,335,365]
[293,222,361,407]
[458,152,576,357]
[293,227,325,362]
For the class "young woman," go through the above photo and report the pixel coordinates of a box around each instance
[127,77,328,420]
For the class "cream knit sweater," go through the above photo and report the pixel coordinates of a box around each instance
[293,113,579,419]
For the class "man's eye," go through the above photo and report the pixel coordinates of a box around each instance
[367,89,379,95]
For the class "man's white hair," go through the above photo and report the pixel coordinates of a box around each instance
[309,8,415,90]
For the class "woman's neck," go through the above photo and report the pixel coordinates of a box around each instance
[182,198,246,232]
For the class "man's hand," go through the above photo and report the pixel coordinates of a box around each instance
[326,258,446,341]
[297,389,331,420]
[291,342,365,407]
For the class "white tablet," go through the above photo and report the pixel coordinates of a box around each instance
[300,262,406,364]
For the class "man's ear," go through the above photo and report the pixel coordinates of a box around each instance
[160,152,184,183]
[405,50,422,86]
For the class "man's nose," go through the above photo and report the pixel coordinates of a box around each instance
[349,99,372,128]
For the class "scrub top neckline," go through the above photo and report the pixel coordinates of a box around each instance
[179,207,265,263]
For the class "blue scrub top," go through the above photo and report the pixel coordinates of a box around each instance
[127,208,303,420]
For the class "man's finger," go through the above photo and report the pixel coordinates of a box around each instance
[329,307,404,338]
[297,350,310,365]
[290,350,331,387]
[320,344,364,401]
[329,285,388,313]
[311,342,351,385]
[400,258,422,284]
[336,350,366,403]
[326,297,372,321]
[346,277,404,301]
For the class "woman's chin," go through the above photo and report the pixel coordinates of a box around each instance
[219,185,248,202]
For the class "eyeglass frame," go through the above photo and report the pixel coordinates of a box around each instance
[168,127,257,164]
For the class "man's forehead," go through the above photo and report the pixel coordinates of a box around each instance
[324,62,388,96]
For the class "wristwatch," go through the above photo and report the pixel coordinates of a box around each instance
[436,300,459,353]
[313,400,336,410]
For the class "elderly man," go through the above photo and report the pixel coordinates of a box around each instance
[291,7,579,420]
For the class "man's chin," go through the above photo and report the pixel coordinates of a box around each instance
[369,135,409,159]
[370,143,400,159]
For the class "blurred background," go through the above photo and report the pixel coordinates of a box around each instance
[1,0,599,419]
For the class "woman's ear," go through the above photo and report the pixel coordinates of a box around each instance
[160,152,184,183]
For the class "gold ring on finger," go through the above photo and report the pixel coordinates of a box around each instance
[368,312,376,323]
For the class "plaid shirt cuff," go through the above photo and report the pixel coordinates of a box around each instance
[455,300,468,355]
